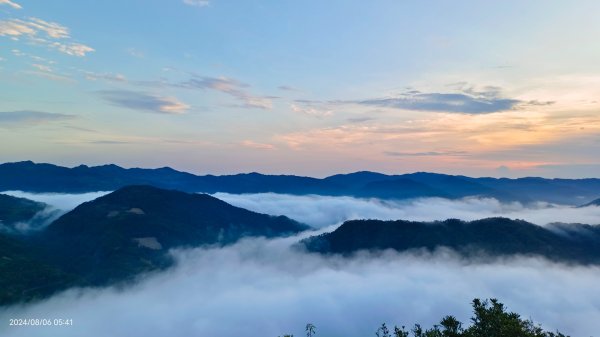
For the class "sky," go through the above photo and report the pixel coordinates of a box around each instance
[1,0,600,178]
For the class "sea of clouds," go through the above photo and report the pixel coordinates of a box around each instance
[1,191,599,336]
[214,192,600,228]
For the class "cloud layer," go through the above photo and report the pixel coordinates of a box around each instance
[1,235,599,337]
[1,192,599,337]
[1,191,109,211]
[213,193,600,228]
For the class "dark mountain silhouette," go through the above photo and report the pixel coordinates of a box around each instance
[301,217,600,264]
[2,161,599,204]
[42,185,308,284]
[0,186,308,305]
[356,178,447,199]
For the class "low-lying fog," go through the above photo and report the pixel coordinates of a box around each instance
[1,191,599,336]
[2,191,109,212]
[214,192,600,228]
[2,234,600,337]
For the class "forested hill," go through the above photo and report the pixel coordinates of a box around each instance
[301,217,600,264]
[0,185,308,305]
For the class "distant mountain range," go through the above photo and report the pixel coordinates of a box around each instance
[0,186,307,305]
[2,161,600,205]
[301,218,600,264]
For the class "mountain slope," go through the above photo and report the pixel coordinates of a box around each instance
[301,217,600,263]
[0,233,78,305]
[41,185,309,285]
[0,186,308,305]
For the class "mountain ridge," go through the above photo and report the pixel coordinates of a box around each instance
[1,161,600,205]
[301,217,600,264]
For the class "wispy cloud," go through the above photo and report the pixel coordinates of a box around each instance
[0,17,93,57]
[347,117,376,123]
[83,71,127,83]
[384,150,468,157]
[278,85,301,92]
[183,0,210,7]
[0,110,74,126]
[356,88,523,114]
[290,102,332,117]
[0,0,21,9]
[240,140,276,150]
[26,62,73,82]
[50,41,94,57]
[0,18,68,39]
[31,63,52,72]
[179,76,272,110]
[98,90,190,114]
[126,48,144,58]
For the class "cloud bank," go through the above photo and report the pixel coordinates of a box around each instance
[0,191,109,232]
[1,191,109,212]
[1,235,598,337]
[1,192,599,337]
[213,193,600,228]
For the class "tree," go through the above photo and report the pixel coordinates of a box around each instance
[376,323,391,337]
[283,298,570,337]
[394,325,410,337]
[440,316,462,337]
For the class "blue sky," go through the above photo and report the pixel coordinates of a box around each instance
[1,0,600,177]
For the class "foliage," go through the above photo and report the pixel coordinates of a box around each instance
[283,299,569,337]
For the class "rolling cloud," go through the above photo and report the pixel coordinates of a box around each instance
[1,191,109,211]
[0,191,109,233]
[2,192,599,337]
[1,234,598,337]
[213,192,600,228]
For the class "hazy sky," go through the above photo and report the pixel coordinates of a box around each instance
[1,0,599,177]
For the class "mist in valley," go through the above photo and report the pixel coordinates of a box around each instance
[1,191,599,336]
